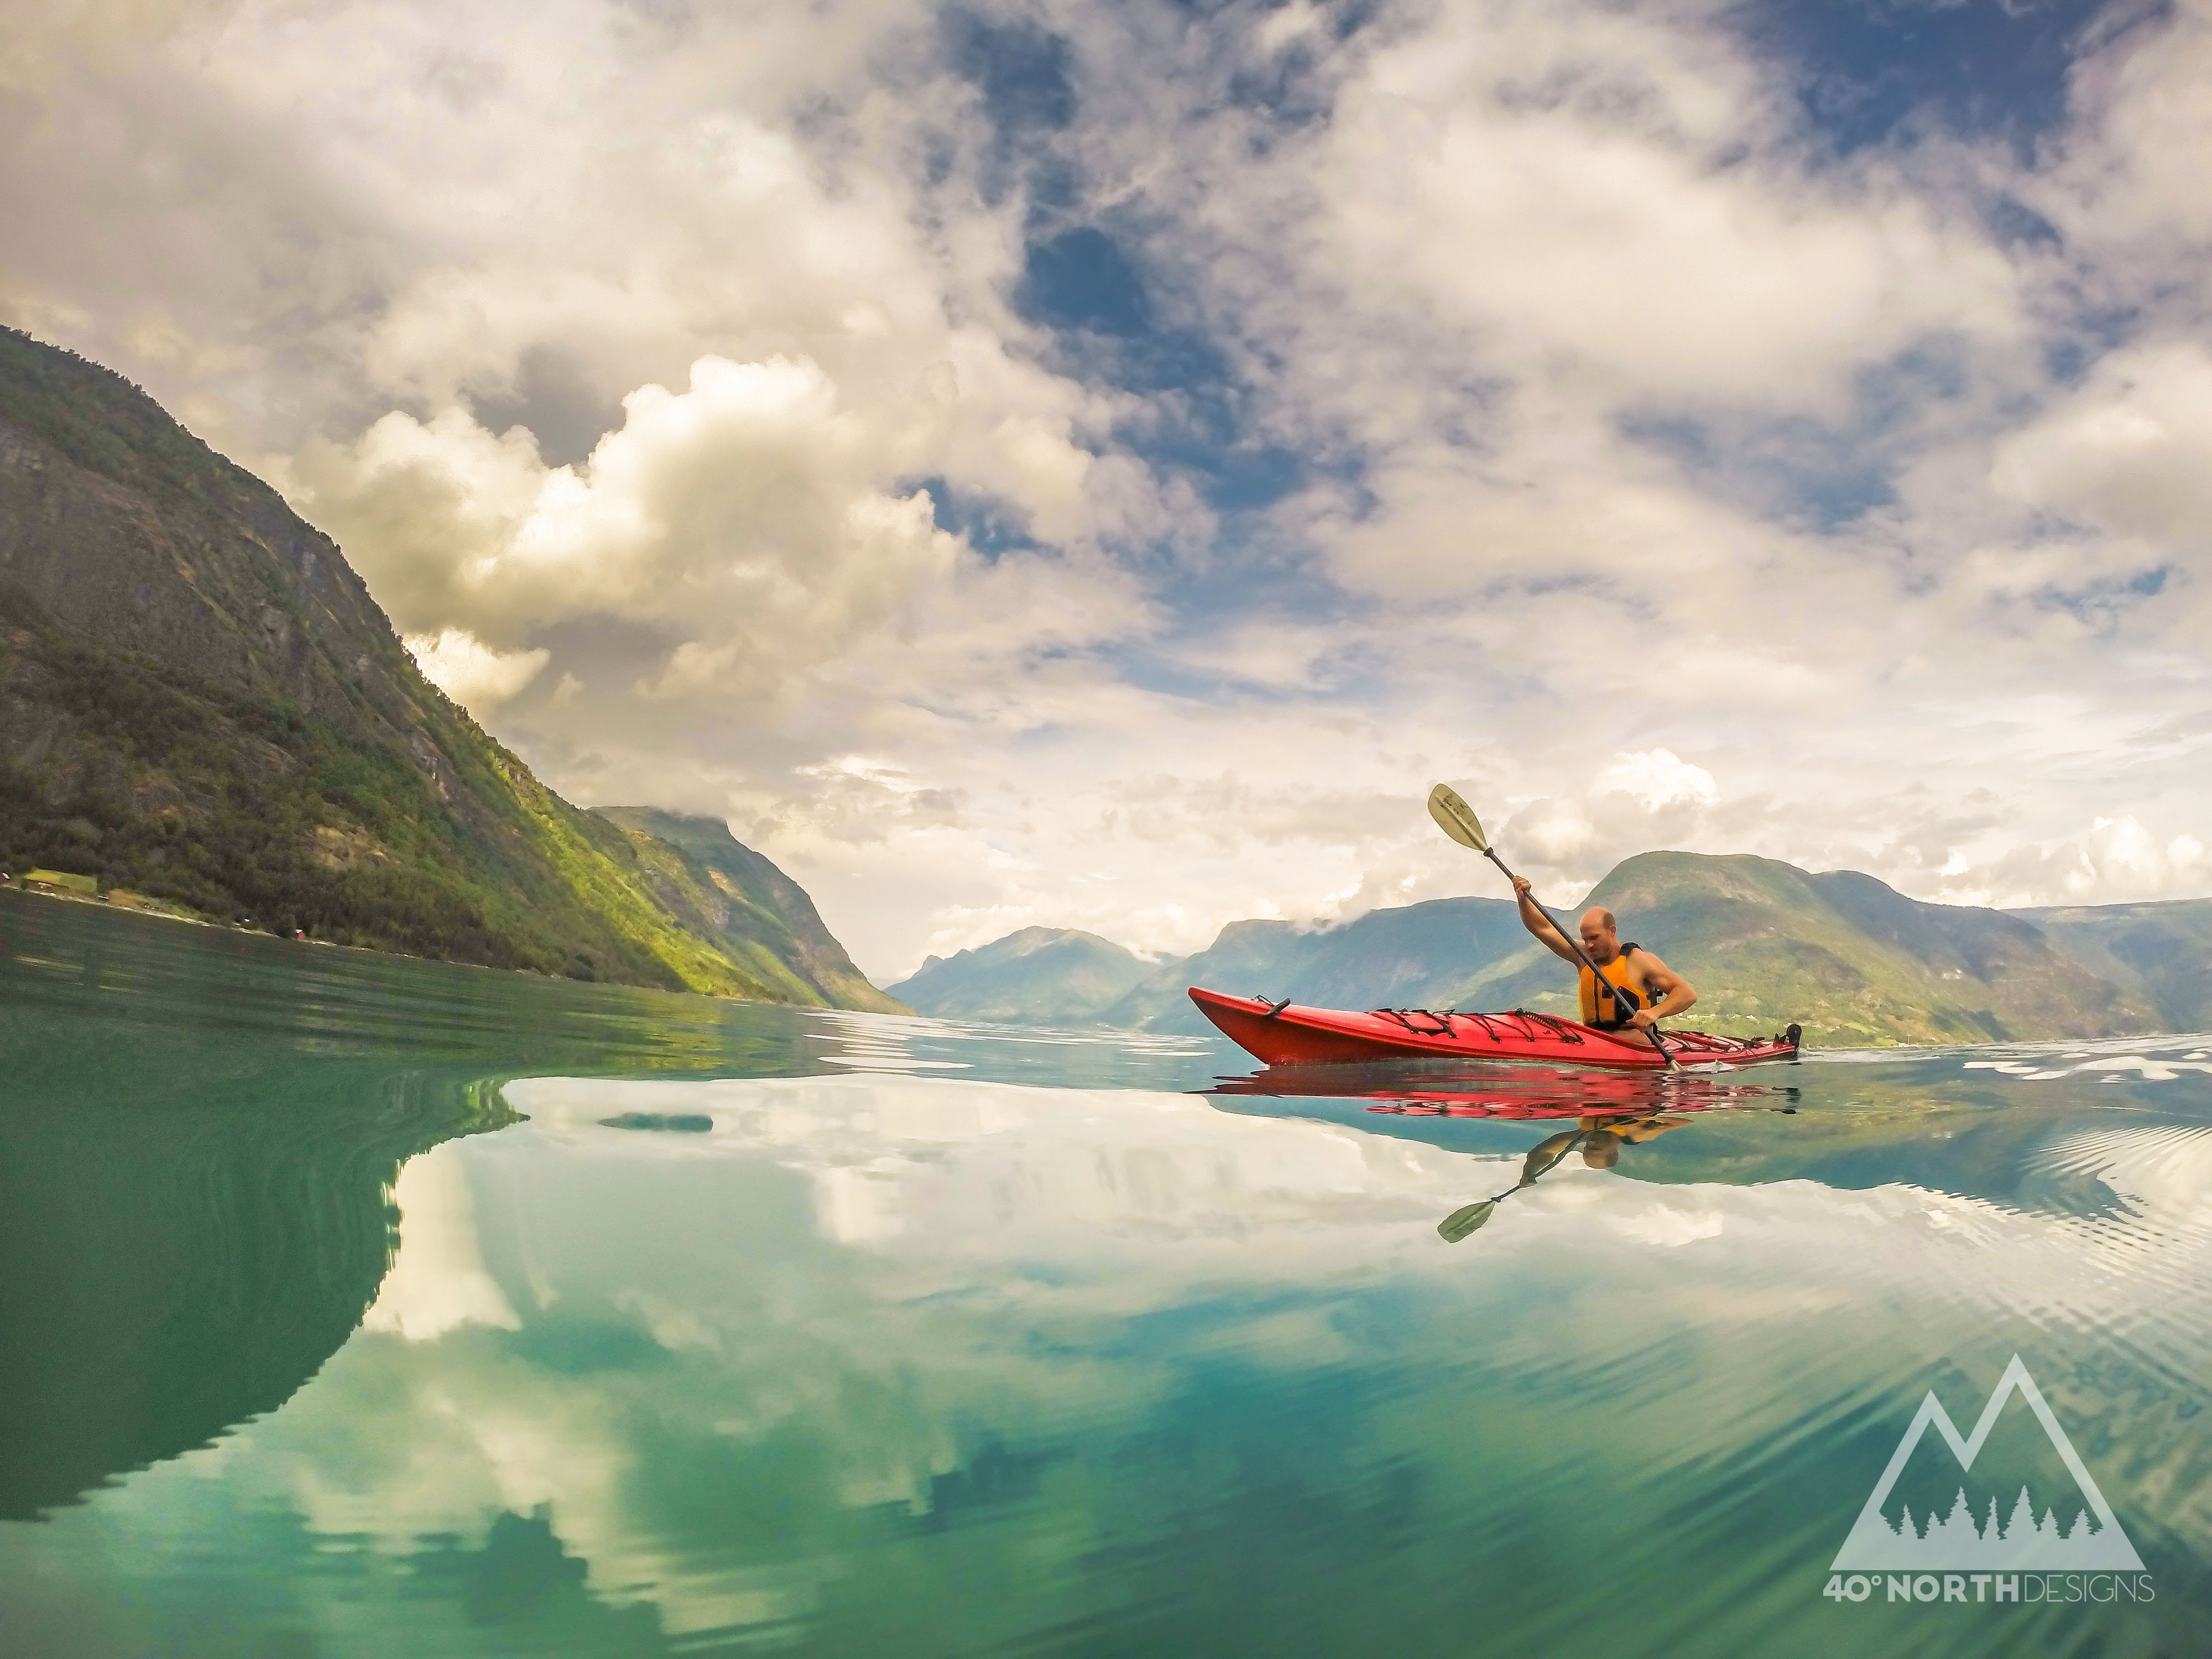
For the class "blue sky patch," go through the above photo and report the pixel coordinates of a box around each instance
[1019,226,1152,336]
[1731,0,2142,160]
[2034,563,2171,626]
[910,474,1041,562]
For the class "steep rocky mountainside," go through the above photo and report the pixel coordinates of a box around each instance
[0,327,889,1009]
[595,808,905,1014]
[888,926,1156,1023]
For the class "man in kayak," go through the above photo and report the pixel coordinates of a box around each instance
[1510,877,1697,1047]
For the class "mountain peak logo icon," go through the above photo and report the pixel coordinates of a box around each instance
[1832,1355,2145,1572]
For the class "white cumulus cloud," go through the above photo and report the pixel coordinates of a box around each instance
[404,628,551,711]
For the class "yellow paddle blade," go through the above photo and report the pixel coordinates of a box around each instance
[1427,783,1489,853]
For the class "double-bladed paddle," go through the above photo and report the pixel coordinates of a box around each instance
[1426,782,1676,1070]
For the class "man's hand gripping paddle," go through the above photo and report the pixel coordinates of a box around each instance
[1425,783,1676,1070]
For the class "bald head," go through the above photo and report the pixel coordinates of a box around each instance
[1577,905,1620,963]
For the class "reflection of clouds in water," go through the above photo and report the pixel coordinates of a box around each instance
[521,1074,1477,1256]
[802,1006,1210,1078]
[59,1076,2212,1644]
[1811,1036,2212,1077]
[189,1079,1530,1639]
[362,1154,520,1340]
[812,1161,910,1244]
[1957,1033,2212,1083]
[269,1324,633,1564]
[509,1074,2212,1316]
[1968,1056,2212,1082]
[496,1076,2212,1462]
[241,1160,834,1636]
[1609,1203,1727,1248]
[2036,1125,2212,1265]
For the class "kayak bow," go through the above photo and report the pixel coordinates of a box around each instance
[1189,987,1801,1071]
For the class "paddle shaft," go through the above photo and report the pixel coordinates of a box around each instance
[1480,847,1677,1069]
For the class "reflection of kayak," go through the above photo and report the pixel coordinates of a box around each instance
[1211,1061,1793,1118]
[1189,987,1801,1071]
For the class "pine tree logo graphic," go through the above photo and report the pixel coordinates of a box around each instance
[1832,1356,2144,1571]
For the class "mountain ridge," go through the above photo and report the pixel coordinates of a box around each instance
[908,855,2201,1045]
[889,926,1154,1023]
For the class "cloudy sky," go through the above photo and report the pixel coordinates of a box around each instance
[6,0,2210,979]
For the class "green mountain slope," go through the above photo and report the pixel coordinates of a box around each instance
[595,808,905,1014]
[888,926,1154,1023]
[2017,899,2212,1033]
[0,327,884,1009]
[1453,853,2156,1045]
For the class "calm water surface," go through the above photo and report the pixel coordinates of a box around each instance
[4,889,2211,1657]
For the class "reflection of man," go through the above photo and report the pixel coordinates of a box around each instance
[1511,878,1697,1047]
[1437,1112,1697,1242]
[1577,1114,1690,1167]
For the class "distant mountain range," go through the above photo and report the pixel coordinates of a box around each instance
[894,853,2212,1046]
[888,926,1158,1024]
[0,328,900,1013]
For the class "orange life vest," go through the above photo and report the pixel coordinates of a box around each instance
[1578,945,1645,1030]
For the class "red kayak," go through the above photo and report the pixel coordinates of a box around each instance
[1190,987,1801,1071]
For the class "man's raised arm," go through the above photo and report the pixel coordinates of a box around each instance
[1510,877,1580,963]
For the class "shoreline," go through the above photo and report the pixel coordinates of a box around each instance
[0,883,833,1009]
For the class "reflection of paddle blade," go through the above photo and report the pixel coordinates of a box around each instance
[1427,784,1489,852]
[1438,1201,1495,1242]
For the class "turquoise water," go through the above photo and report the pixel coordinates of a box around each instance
[3,889,2210,1656]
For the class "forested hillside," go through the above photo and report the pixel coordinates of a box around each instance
[597,808,905,1014]
[2020,898,2212,1034]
